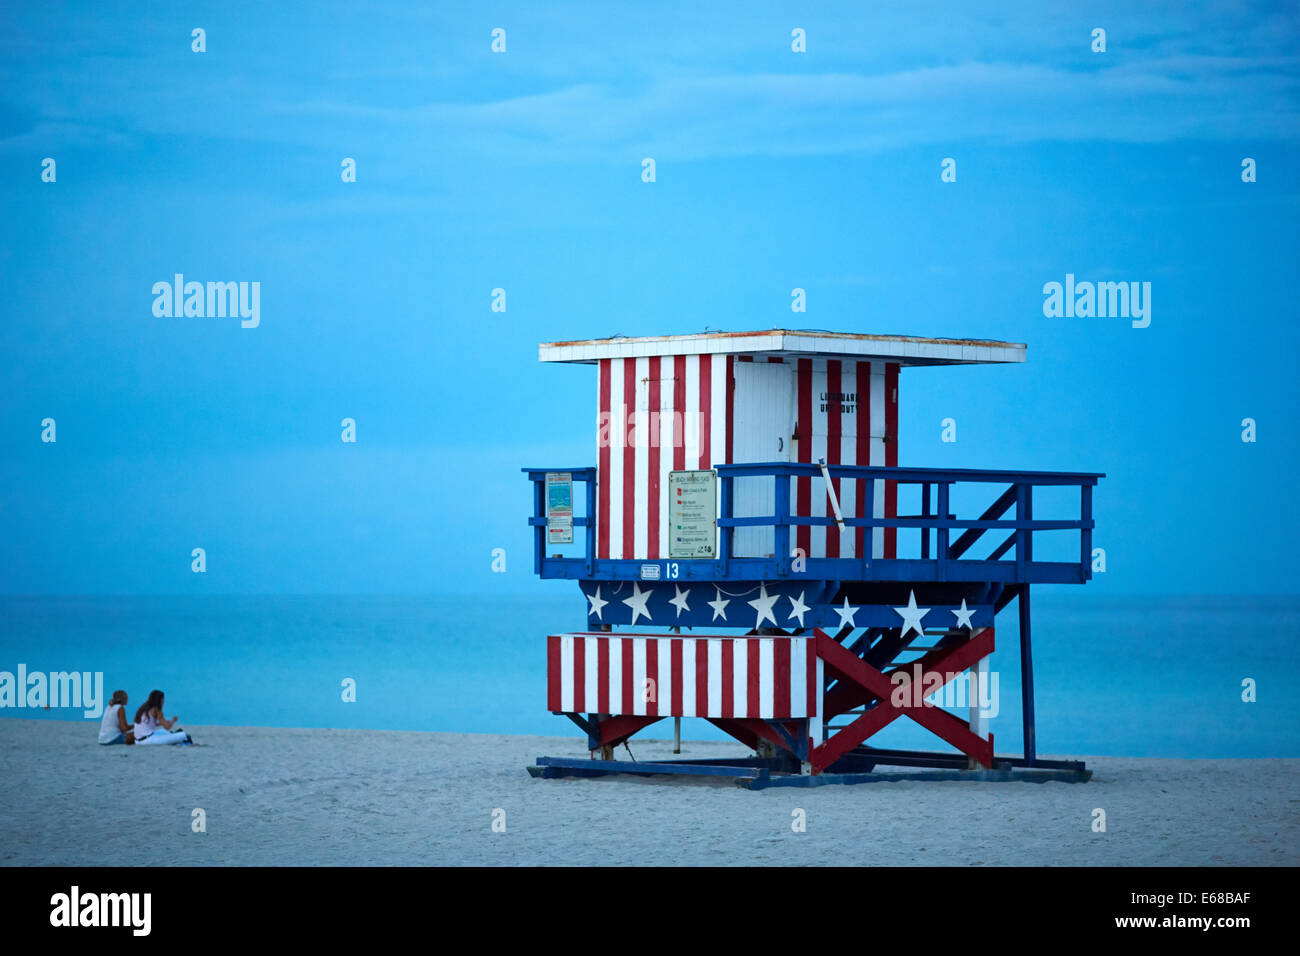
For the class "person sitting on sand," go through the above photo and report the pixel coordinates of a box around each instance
[133,689,192,746]
[98,690,134,745]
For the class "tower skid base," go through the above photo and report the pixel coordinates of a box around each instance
[527,749,1090,789]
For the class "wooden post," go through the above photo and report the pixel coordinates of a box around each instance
[968,635,990,769]
[1019,586,1037,765]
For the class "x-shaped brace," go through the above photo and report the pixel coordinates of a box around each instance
[811,627,995,773]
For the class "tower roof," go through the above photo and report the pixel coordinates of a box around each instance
[539,329,1025,366]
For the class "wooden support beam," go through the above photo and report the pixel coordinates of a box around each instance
[811,628,995,773]
[949,484,1017,559]
[706,717,761,751]
[593,714,663,750]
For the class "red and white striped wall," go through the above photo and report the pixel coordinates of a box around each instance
[547,632,822,728]
[788,356,899,561]
[596,355,733,561]
[594,353,897,562]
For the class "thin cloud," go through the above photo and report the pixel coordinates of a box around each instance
[264,57,1300,162]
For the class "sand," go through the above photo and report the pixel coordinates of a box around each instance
[1,718,1296,866]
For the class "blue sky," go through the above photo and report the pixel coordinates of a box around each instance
[1,1,1297,595]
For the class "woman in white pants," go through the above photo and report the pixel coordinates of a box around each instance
[133,689,191,745]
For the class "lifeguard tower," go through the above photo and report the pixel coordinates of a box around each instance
[523,329,1100,788]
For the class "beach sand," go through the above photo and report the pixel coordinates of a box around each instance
[1,719,1296,866]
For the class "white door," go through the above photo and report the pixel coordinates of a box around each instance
[730,362,795,558]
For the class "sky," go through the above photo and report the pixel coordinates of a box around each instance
[1,1,1298,596]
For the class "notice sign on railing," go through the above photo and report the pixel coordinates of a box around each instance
[545,472,574,545]
[669,469,717,559]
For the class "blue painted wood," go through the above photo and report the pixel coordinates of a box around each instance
[764,719,807,760]
[584,713,602,751]
[719,473,733,575]
[522,464,1101,588]
[1015,483,1027,580]
[842,746,1083,773]
[737,767,1092,789]
[936,482,950,583]
[1019,584,1037,764]
[585,473,597,577]
[715,463,1102,484]
[988,530,1017,561]
[521,467,599,479]
[774,471,791,578]
[1081,483,1093,581]
[642,756,796,769]
[573,580,835,629]
[528,756,1091,787]
[920,482,931,560]
[948,485,1018,559]
[532,477,545,577]
[563,712,594,741]
[568,579,998,629]
[533,756,765,779]
[540,555,1089,585]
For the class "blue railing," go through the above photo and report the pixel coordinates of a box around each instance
[523,463,1101,586]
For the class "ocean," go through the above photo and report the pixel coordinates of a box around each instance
[1,594,1296,758]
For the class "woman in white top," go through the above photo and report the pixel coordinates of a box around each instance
[133,689,191,745]
[98,690,134,745]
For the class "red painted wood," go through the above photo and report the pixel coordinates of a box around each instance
[547,635,561,711]
[670,638,683,716]
[598,359,611,559]
[725,356,734,465]
[597,637,609,714]
[621,633,634,717]
[695,637,709,717]
[596,714,663,748]
[796,358,812,558]
[720,638,734,718]
[699,353,712,468]
[773,638,791,717]
[673,356,686,472]
[826,359,841,558]
[823,627,995,718]
[622,359,637,559]
[856,360,871,557]
[807,639,818,719]
[645,638,658,716]
[647,355,661,559]
[706,718,759,751]
[572,635,585,712]
[811,628,996,773]
[884,362,899,558]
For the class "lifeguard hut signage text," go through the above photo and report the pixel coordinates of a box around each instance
[669,469,716,559]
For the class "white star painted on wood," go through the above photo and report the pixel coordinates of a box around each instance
[621,582,653,625]
[952,599,975,630]
[707,587,730,622]
[669,584,691,618]
[786,590,810,627]
[834,596,858,630]
[748,582,780,628]
[586,586,608,621]
[894,590,929,637]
